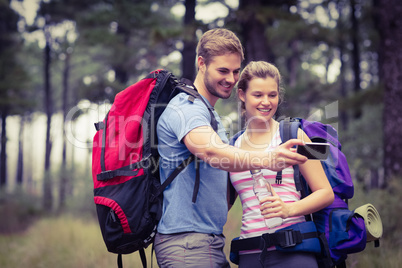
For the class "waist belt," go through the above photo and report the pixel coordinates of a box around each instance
[229,221,324,265]
[231,228,318,253]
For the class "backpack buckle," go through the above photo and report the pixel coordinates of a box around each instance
[97,170,114,181]
[276,229,302,248]
[94,121,105,131]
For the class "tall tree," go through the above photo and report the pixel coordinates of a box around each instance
[350,0,362,118]
[59,39,73,212]
[182,0,197,80]
[236,0,298,63]
[374,0,402,180]
[16,116,25,186]
[0,0,28,189]
[42,25,54,211]
[0,107,6,188]
[337,0,349,131]
[238,0,273,63]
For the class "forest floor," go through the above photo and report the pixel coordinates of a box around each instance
[0,186,400,268]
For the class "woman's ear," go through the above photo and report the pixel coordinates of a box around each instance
[238,88,246,102]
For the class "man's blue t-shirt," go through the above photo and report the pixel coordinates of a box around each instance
[157,92,229,235]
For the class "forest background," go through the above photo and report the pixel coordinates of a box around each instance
[1,0,402,267]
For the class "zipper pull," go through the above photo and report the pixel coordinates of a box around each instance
[110,209,117,222]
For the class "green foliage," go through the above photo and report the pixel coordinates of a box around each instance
[0,204,244,268]
[342,104,383,179]
[14,42,45,113]
[0,3,32,116]
[1,179,401,268]
[72,0,181,101]
[0,215,158,268]
[63,170,97,218]
[346,177,402,267]
[0,191,42,234]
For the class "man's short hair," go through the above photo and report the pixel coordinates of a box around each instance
[196,28,244,68]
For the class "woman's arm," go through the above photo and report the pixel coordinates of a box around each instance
[260,128,334,219]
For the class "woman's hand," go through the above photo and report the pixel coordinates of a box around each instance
[259,187,290,219]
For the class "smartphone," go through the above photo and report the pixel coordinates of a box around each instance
[297,142,330,160]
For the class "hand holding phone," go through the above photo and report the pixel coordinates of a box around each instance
[297,142,330,160]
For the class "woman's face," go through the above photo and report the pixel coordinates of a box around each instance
[238,76,279,125]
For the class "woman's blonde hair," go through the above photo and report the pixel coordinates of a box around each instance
[196,28,244,68]
[237,61,285,116]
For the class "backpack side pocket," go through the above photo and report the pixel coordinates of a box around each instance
[329,208,367,262]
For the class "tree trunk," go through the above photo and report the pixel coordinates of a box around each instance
[374,0,402,180]
[337,0,349,131]
[0,107,7,188]
[26,116,34,194]
[350,0,362,118]
[59,46,71,212]
[43,27,53,211]
[16,115,25,185]
[181,0,196,80]
[239,0,273,63]
[287,40,299,88]
[339,45,349,131]
[69,120,76,196]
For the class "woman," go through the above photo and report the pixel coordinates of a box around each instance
[230,61,334,267]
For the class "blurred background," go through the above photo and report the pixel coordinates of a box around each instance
[1,0,401,267]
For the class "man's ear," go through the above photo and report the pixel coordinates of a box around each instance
[197,56,206,72]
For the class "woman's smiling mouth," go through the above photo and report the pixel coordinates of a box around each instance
[257,108,271,113]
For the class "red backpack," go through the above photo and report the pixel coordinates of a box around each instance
[92,69,217,267]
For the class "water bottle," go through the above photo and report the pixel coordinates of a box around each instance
[251,169,283,228]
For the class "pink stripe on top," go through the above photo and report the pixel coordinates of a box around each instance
[229,129,305,243]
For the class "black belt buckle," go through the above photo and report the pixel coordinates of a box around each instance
[278,229,298,248]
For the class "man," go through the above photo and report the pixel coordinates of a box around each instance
[154,28,307,267]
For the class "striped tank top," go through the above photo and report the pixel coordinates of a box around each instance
[229,129,305,253]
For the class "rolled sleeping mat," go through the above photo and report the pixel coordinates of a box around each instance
[354,203,383,242]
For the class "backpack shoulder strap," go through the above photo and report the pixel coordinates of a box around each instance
[177,78,219,132]
[278,117,307,197]
[153,154,196,202]
[167,78,218,203]
[279,117,300,142]
[229,130,245,146]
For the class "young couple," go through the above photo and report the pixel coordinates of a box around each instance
[155,28,334,267]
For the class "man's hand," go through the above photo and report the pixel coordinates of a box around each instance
[184,126,307,172]
[265,139,307,171]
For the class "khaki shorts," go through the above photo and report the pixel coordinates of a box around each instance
[154,232,230,268]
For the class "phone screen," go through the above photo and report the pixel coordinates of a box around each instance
[297,142,330,160]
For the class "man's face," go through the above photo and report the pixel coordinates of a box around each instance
[202,53,242,100]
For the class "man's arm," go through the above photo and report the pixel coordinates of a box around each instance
[183,125,307,172]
